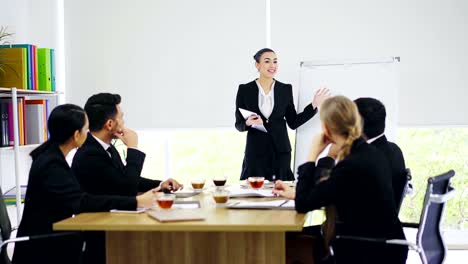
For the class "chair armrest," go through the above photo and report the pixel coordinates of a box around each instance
[0,231,80,250]
[386,239,421,252]
[429,187,456,204]
[335,235,386,244]
[402,222,419,229]
[335,236,421,252]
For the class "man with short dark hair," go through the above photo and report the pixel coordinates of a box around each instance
[72,93,182,264]
[354,97,407,211]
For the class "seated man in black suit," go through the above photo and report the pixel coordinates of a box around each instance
[354,97,407,210]
[72,93,182,264]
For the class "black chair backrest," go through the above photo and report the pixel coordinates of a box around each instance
[417,170,455,264]
[396,168,411,213]
[0,187,13,264]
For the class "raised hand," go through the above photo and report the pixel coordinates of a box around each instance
[312,87,331,109]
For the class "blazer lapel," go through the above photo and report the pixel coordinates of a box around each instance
[269,81,280,118]
[246,80,265,119]
[86,133,120,169]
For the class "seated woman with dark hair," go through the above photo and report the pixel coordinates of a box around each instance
[12,104,157,264]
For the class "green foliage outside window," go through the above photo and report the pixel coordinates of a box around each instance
[125,127,467,230]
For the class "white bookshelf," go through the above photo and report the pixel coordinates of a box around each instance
[0,87,59,225]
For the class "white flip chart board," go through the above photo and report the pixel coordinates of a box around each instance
[293,57,400,177]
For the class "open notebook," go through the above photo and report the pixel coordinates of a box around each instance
[228,200,295,210]
[147,209,206,222]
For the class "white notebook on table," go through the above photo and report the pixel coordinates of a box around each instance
[227,199,295,210]
[147,209,206,223]
[226,187,275,198]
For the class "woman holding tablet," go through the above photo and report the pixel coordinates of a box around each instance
[235,48,329,181]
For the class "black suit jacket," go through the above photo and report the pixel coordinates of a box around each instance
[235,80,316,154]
[370,135,407,210]
[12,143,136,264]
[295,138,403,240]
[72,133,160,197]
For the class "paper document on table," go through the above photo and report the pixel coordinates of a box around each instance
[227,199,295,210]
[147,209,206,222]
[238,108,268,133]
[172,201,201,209]
[110,208,149,214]
[226,187,275,198]
[281,200,295,209]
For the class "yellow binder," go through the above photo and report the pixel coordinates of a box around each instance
[0,48,28,89]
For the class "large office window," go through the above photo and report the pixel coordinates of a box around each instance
[115,127,467,231]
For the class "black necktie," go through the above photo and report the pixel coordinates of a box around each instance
[107,145,124,170]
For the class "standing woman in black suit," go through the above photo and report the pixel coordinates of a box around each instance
[12,104,156,264]
[235,48,330,181]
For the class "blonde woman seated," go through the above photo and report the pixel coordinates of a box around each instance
[273,96,407,264]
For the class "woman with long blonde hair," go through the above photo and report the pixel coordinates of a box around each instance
[274,96,407,263]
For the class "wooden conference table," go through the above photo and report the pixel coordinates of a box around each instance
[54,189,317,264]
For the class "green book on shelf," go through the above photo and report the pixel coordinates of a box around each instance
[37,48,52,91]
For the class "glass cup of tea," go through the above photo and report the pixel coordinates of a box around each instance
[212,189,229,204]
[213,175,227,187]
[155,193,175,209]
[191,178,206,192]
[248,176,265,189]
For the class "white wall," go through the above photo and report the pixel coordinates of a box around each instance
[0,0,62,190]
[64,0,265,129]
[271,0,468,126]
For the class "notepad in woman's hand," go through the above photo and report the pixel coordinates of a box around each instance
[238,108,268,133]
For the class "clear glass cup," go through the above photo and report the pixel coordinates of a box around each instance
[212,189,229,204]
[155,193,175,209]
[248,176,265,189]
[191,178,206,192]
[212,175,227,187]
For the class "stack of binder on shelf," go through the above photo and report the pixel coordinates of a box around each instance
[0,44,56,91]
[0,98,49,147]
[3,185,27,205]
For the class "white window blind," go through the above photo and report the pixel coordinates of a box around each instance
[271,0,468,126]
[64,0,265,128]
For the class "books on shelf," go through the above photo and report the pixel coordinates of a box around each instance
[0,48,28,89]
[3,185,27,205]
[25,100,48,144]
[0,44,55,91]
[0,98,49,147]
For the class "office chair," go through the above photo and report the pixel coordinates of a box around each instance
[333,170,456,264]
[0,187,79,264]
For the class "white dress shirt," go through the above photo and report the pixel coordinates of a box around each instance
[366,133,385,144]
[256,80,275,119]
[92,134,111,157]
